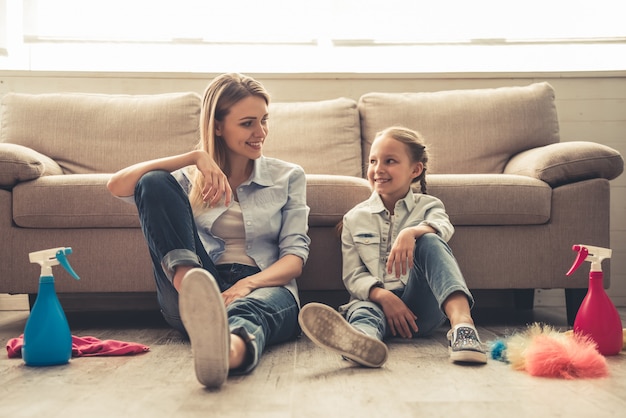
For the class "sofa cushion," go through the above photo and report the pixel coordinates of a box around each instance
[426,174,551,225]
[358,82,560,175]
[12,175,138,228]
[1,92,201,174]
[306,174,371,227]
[0,143,64,188]
[264,98,362,177]
[11,174,373,229]
[13,173,550,228]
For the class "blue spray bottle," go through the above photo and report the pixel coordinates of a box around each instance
[23,247,80,366]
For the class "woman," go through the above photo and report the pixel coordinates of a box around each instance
[107,73,310,388]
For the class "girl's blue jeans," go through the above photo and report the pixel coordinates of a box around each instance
[133,170,299,374]
[345,233,474,340]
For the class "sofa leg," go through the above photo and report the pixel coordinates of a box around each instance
[513,289,535,310]
[565,288,587,326]
[27,294,37,311]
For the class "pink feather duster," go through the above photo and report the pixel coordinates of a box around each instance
[504,323,609,379]
[525,332,609,379]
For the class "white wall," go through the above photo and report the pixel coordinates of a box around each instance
[1,70,624,307]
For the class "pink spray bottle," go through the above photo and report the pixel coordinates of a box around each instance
[566,244,623,356]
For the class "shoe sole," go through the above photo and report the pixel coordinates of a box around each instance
[449,349,488,364]
[179,268,229,388]
[298,302,388,368]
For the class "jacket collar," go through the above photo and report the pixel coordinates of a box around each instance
[246,156,273,187]
[367,188,416,214]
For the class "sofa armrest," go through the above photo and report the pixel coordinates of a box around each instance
[503,141,624,187]
[0,143,64,189]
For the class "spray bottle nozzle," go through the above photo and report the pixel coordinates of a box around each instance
[29,247,80,280]
[566,244,612,275]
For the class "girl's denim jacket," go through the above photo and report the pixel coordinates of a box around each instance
[341,189,453,303]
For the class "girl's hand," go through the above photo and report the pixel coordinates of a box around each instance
[376,289,418,338]
[386,228,417,278]
[194,150,232,207]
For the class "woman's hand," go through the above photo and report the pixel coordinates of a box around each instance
[221,278,254,306]
[220,255,303,306]
[194,150,232,207]
[107,149,233,202]
[371,287,418,338]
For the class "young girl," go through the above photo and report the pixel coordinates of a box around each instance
[298,126,486,367]
[107,73,310,388]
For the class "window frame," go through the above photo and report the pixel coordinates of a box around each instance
[4,0,626,73]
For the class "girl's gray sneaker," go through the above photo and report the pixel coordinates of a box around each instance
[447,323,488,364]
[298,302,388,368]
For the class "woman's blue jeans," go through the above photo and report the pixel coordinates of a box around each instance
[133,170,300,374]
[345,233,474,340]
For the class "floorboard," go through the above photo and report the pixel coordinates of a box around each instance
[1,306,625,418]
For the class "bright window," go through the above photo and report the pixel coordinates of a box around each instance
[2,0,625,73]
[0,0,7,56]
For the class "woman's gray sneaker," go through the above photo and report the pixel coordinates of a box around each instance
[180,268,230,388]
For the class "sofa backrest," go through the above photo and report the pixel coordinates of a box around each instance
[1,92,201,174]
[264,97,362,177]
[1,93,364,178]
[358,82,560,175]
[2,83,559,178]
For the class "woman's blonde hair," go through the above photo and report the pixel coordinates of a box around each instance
[189,73,270,210]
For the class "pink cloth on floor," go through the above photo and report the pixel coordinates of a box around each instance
[6,335,150,358]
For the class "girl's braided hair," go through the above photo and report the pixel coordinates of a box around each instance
[337,126,430,237]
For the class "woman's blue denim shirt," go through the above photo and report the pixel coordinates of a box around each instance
[122,156,310,303]
[341,189,453,302]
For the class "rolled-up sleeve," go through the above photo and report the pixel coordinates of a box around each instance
[279,166,311,264]
[419,200,454,242]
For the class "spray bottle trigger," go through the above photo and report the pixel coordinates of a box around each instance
[56,248,80,280]
[566,245,588,276]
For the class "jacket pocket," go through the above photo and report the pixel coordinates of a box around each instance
[352,232,380,264]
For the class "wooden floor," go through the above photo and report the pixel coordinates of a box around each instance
[1,304,625,418]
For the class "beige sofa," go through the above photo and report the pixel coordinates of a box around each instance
[1,82,623,323]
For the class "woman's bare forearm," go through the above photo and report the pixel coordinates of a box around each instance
[107,150,201,197]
